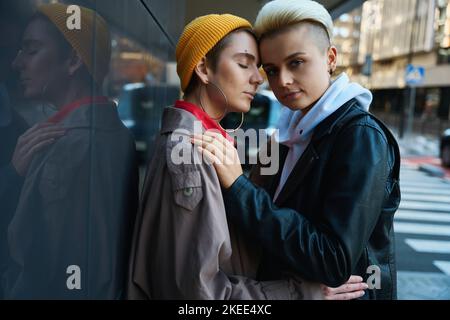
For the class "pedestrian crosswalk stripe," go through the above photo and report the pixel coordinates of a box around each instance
[399,201,450,213]
[400,175,447,181]
[433,261,450,276]
[397,164,450,289]
[395,210,450,223]
[400,182,450,189]
[394,222,450,236]
[401,187,450,196]
[401,166,430,171]
[401,194,450,204]
[401,177,450,183]
[405,239,450,254]
[400,175,445,182]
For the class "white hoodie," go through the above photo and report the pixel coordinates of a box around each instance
[273,72,372,201]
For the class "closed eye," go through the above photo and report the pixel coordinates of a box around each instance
[22,44,39,55]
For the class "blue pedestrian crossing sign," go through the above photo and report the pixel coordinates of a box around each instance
[405,64,425,86]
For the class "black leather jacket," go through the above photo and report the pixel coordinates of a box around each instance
[223,99,401,300]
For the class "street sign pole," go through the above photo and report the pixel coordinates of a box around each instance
[402,0,420,139]
[404,63,424,138]
[406,86,416,137]
[403,64,424,138]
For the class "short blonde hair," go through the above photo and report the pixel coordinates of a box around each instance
[254,0,333,42]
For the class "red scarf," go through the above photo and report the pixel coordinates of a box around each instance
[47,96,110,123]
[174,100,234,143]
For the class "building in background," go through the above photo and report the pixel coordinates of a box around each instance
[333,8,362,76]
[10,0,449,139]
[334,0,450,137]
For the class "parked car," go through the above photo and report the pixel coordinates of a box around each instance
[117,83,181,163]
[440,128,450,167]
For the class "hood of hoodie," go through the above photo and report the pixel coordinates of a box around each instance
[273,72,372,201]
[0,83,12,127]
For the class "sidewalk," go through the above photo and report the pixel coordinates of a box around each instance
[394,132,450,180]
[395,132,450,300]
[398,272,450,300]
[395,132,440,158]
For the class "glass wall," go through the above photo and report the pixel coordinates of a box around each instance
[0,0,184,299]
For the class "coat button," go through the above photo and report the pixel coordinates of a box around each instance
[183,187,194,196]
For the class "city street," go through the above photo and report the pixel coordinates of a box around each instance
[396,160,450,299]
[2,0,450,302]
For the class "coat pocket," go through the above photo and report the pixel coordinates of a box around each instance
[171,170,203,212]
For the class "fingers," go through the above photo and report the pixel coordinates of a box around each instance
[12,123,66,176]
[21,122,53,136]
[191,135,238,165]
[19,123,65,147]
[24,129,66,152]
[26,138,57,158]
[321,275,369,300]
[323,290,365,300]
[21,122,63,138]
[203,130,235,149]
[335,282,368,294]
[346,275,364,284]
[191,133,221,150]
[196,146,220,166]
[194,132,244,188]
[202,130,225,141]
[192,131,234,149]
[191,134,222,150]
[200,139,223,161]
[194,140,230,165]
[323,281,368,296]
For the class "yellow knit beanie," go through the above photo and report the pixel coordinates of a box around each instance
[37,3,111,84]
[176,14,252,92]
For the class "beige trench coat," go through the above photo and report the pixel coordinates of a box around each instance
[127,106,321,300]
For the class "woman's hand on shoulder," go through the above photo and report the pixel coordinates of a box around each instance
[191,131,243,189]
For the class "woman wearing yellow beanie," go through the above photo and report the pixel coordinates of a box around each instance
[3,4,138,299]
[127,14,308,300]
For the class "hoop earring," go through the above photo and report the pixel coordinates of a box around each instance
[199,81,245,132]
[198,81,227,120]
[207,81,244,132]
[219,112,244,133]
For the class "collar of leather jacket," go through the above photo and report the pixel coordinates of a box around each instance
[310,98,361,142]
[310,98,399,177]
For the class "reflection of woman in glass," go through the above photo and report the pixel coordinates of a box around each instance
[127,14,364,300]
[3,4,138,299]
[0,2,30,299]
